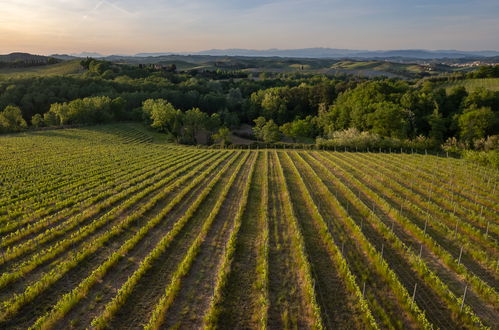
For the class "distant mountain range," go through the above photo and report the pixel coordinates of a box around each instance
[134,48,499,59]
[42,48,499,60]
[3,48,499,68]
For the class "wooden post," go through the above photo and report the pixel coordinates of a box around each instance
[411,283,417,307]
[458,245,464,266]
[460,284,468,313]
[419,244,423,259]
[485,222,490,238]
[362,282,366,297]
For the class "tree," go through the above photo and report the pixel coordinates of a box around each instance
[462,88,499,112]
[262,119,280,143]
[367,102,409,139]
[49,103,69,125]
[0,106,25,132]
[212,127,231,147]
[43,111,59,127]
[0,105,27,132]
[280,116,317,141]
[252,116,267,141]
[458,107,497,142]
[143,99,183,139]
[183,108,209,144]
[427,108,447,142]
[31,113,44,128]
[0,105,27,133]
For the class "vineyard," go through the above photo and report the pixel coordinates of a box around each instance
[0,124,497,329]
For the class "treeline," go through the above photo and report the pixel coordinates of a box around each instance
[0,58,498,156]
[0,59,358,130]
[249,80,498,148]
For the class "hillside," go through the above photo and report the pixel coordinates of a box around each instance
[441,78,499,92]
[0,60,85,78]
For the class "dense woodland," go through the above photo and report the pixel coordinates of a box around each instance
[0,59,498,156]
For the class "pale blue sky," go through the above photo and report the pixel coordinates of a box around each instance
[1,0,498,54]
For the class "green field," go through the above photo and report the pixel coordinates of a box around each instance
[0,60,84,78]
[0,124,497,329]
[442,78,499,92]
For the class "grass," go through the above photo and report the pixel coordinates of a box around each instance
[442,78,499,91]
[0,124,497,329]
[0,60,85,78]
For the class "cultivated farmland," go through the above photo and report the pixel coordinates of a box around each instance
[0,124,497,329]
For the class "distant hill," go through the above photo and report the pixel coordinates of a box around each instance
[0,60,84,78]
[440,78,499,92]
[136,48,499,60]
[70,52,105,58]
[51,54,81,61]
[0,52,62,69]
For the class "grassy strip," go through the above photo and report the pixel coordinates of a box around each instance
[317,152,488,328]
[357,152,498,239]
[0,144,175,214]
[380,153,498,205]
[329,152,498,307]
[281,152,379,329]
[0,150,161,227]
[103,151,248,330]
[0,151,232,322]
[0,150,203,260]
[28,151,237,330]
[0,149,193,244]
[298,152,432,328]
[256,151,270,329]
[203,152,257,328]
[343,152,498,272]
[0,151,218,290]
[273,151,324,330]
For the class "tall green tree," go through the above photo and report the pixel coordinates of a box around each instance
[31,113,44,128]
[212,127,231,147]
[458,107,497,142]
[0,105,27,133]
[367,102,409,139]
[183,108,209,144]
[262,119,280,143]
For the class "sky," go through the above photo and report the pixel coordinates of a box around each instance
[1,0,498,55]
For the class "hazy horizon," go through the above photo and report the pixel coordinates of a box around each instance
[1,0,499,55]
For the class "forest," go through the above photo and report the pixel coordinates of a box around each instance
[0,59,498,158]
